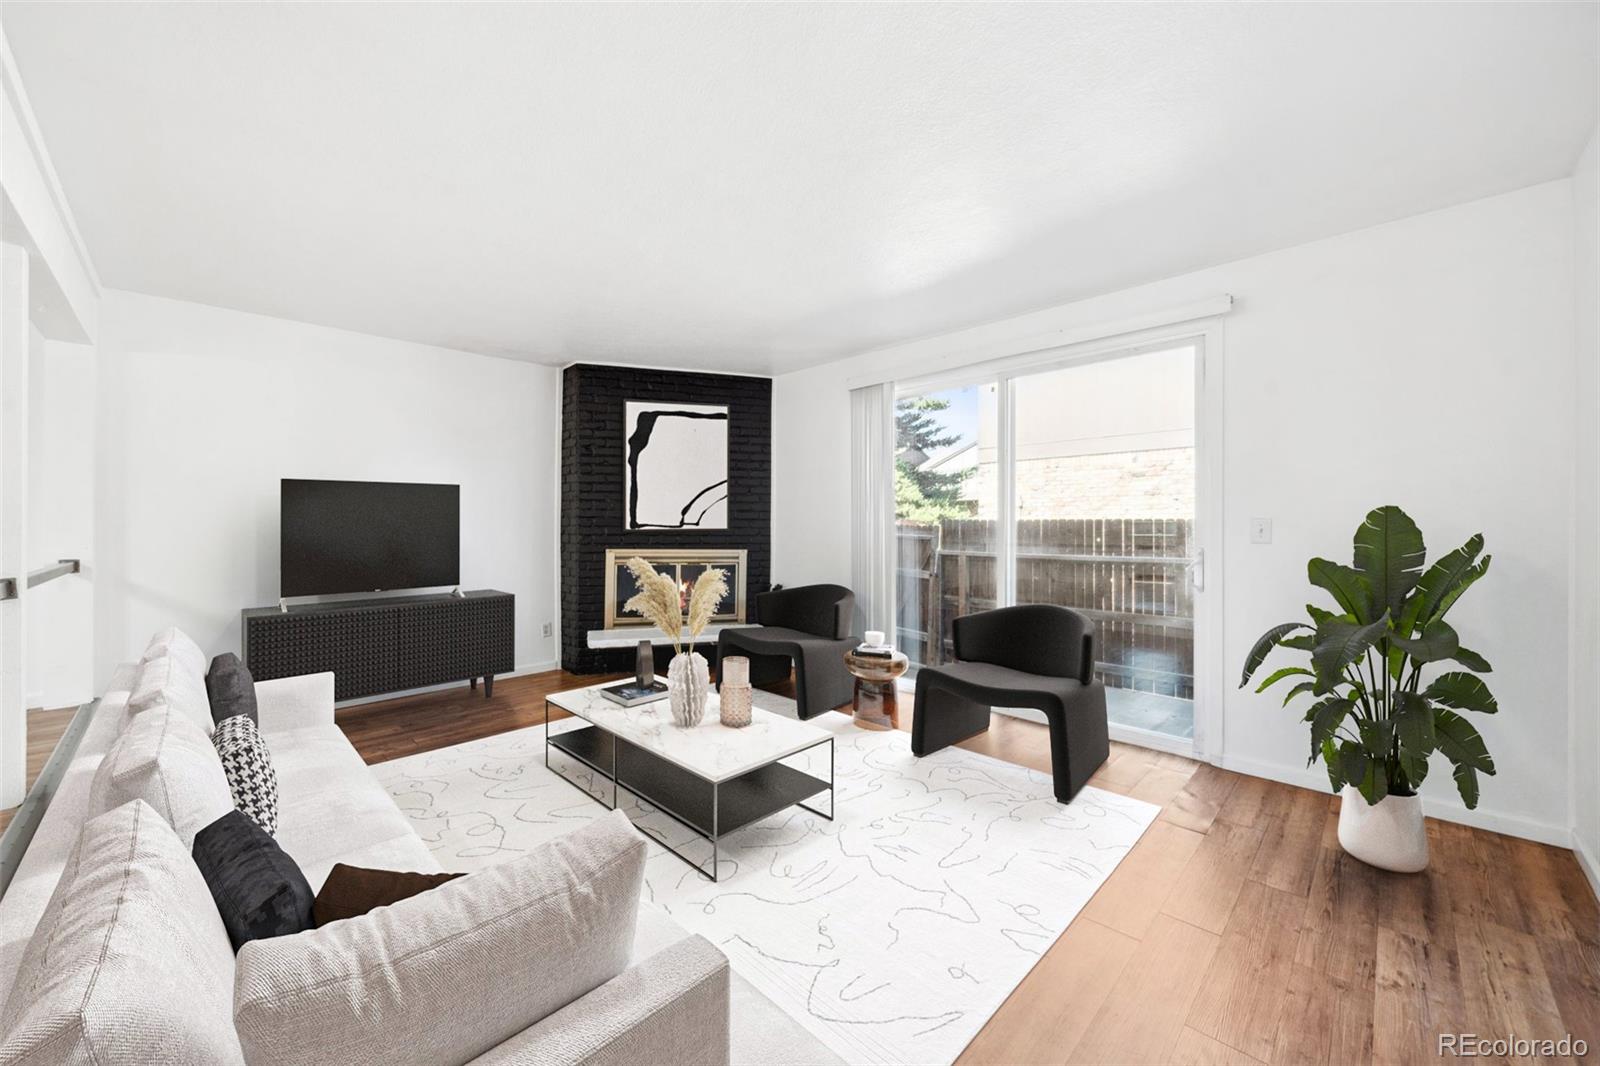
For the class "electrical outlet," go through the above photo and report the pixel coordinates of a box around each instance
[1250,517,1273,544]
[541,622,552,638]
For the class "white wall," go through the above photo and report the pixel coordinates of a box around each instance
[776,180,1578,844]
[26,329,94,708]
[1571,125,1599,889]
[93,290,560,688]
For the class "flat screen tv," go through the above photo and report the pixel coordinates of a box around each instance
[280,479,459,598]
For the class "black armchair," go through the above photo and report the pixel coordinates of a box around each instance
[911,604,1109,802]
[717,584,857,720]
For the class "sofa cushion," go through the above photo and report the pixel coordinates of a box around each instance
[212,714,279,835]
[0,800,243,1065]
[87,703,234,848]
[193,810,315,950]
[233,810,647,1066]
[130,649,215,736]
[270,726,419,873]
[141,625,209,682]
[312,863,464,926]
[206,652,259,726]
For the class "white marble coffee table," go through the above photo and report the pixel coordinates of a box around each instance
[544,679,834,881]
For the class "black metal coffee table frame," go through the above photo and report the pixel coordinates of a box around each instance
[544,698,834,882]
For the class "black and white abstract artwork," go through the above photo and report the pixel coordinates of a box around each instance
[624,401,729,530]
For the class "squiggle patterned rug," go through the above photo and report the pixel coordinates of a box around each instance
[374,695,1157,1065]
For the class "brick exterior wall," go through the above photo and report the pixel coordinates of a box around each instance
[561,364,771,673]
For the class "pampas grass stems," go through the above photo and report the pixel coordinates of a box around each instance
[620,558,728,659]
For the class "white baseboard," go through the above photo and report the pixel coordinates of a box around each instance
[1574,832,1600,903]
[1215,752,1572,848]
[333,660,559,710]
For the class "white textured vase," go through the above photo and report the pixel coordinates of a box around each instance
[1337,785,1428,873]
[667,651,709,727]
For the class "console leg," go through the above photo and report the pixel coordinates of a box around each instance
[469,677,477,691]
[483,674,494,698]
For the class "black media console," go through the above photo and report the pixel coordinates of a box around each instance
[242,590,514,702]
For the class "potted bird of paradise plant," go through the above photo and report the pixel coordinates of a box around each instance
[621,557,728,727]
[1239,506,1497,872]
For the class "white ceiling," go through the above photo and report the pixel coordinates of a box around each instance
[2,2,1595,374]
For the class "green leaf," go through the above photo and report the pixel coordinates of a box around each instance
[1388,619,1460,665]
[1451,646,1493,673]
[1353,506,1427,618]
[1392,588,1427,642]
[1321,737,1343,791]
[1307,697,1354,765]
[1308,559,1376,623]
[1256,666,1314,693]
[1431,555,1491,625]
[1358,717,1394,756]
[1413,533,1484,624]
[1434,708,1495,774]
[1239,623,1308,687]
[1311,614,1390,693]
[1425,672,1498,715]
[1339,741,1389,805]
[1393,692,1435,787]
[1452,762,1481,809]
[1281,634,1316,651]
[1283,680,1317,707]
[1305,603,1343,626]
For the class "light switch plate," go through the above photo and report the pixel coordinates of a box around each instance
[1251,518,1273,544]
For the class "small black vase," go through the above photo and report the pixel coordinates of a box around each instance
[635,640,654,686]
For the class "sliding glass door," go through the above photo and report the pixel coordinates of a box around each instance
[891,338,1207,751]
[1011,346,1197,742]
[894,383,997,671]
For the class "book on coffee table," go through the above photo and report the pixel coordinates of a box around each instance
[854,644,896,659]
[599,680,669,707]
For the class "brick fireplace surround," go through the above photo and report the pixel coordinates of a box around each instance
[560,363,772,674]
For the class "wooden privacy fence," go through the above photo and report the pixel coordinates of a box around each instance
[896,518,1195,698]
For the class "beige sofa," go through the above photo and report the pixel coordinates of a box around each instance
[0,633,734,1065]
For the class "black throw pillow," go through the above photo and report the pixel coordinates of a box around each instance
[192,810,314,950]
[205,652,258,726]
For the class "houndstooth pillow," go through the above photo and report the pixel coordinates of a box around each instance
[211,714,279,835]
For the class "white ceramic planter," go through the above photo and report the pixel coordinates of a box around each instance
[667,651,709,727]
[1337,785,1428,872]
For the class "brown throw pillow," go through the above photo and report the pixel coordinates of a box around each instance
[312,864,465,926]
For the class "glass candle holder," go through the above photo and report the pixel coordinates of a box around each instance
[720,656,753,728]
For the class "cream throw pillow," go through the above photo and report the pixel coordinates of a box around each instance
[129,649,215,735]
[233,810,647,1066]
[140,625,209,681]
[88,703,234,847]
[0,800,243,1064]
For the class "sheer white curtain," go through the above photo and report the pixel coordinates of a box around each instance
[849,382,896,639]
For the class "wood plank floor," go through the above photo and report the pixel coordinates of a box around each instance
[9,671,1596,1063]
[0,707,78,838]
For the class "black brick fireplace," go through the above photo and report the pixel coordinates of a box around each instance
[560,363,772,674]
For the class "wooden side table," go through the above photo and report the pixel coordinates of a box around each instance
[844,649,909,731]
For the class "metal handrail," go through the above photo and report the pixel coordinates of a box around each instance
[28,559,80,588]
[0,698,99,899]
[0,558,80,602]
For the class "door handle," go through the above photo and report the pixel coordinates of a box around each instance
[1185,549,1204,592]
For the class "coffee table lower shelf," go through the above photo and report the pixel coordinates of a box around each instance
[545,721,834,881]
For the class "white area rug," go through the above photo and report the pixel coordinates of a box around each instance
[374,694,1157,1065]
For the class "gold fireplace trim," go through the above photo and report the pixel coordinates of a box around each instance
[603,549,748,630]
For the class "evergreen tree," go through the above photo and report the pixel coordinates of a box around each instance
[895,397,970,522]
